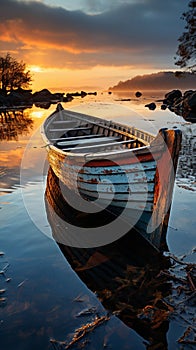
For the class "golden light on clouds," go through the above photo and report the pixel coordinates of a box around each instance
[0,0,188,91]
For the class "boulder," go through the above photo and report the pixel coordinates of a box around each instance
[164,89,182,105]
[169,102,183,116]
[32,89,53,102]
[182,110,196,122]
[183,91,196,112]
[183,90,194,99]
[135,91,142,98]
[32,89,64,103]
[145,102,156,110]
[166,89,196,122]
[81,90,87,98]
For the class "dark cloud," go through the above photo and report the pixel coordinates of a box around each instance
[0,0,189,69]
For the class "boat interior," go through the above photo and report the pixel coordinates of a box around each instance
[46,110,154,154]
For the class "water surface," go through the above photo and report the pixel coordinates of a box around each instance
[0,91,195,349]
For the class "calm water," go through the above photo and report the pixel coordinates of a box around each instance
[0,91,195,350]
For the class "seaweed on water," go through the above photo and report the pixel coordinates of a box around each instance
[50,314,110,350]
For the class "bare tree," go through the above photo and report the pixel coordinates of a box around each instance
[175,0,196,73]
[0,53,32,94]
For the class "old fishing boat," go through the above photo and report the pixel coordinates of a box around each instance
[41,103,182,250]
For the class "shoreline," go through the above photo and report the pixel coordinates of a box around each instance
[0,87,195,123]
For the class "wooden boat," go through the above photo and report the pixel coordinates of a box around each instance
[41,103,182,250]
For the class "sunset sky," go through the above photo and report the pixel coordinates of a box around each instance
[0,0,189,91]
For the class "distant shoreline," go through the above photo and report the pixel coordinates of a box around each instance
[109,71,196,92]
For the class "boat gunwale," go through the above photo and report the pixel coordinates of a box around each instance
[41,106,157,159]
[42,106,155,140]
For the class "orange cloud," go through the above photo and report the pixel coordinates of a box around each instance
[0,19,95,54]
[0,0,188,91]
[0,0,186,69]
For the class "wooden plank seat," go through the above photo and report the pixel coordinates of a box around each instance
[61,138,138,152]
[56,136,122,149]
[51,134,105,142]
[52,120,77,124]
[49,126,92,133]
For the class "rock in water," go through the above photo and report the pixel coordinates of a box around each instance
[164,89,182,104]
[135,91,142,98]
[145,102,156,110]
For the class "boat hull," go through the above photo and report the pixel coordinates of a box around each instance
[42,106,182,250]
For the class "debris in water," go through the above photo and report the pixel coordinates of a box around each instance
[178,326,196,345]
[73,295,85,303]
[76,307,97,317]
[50,314,110,349]
[17,279,27,288]
[0,289,6,294]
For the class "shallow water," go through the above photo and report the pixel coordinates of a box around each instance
[0,91,195,349]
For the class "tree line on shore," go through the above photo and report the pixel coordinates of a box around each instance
[0,53,97,109]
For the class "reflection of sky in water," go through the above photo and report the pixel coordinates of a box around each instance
[0,92,195,349]
[0,188,145,349]
[168,185,196,260]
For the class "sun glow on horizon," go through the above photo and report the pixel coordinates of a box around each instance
[29,65,163,92]
[30,110,46,119]
[29,65,43,73]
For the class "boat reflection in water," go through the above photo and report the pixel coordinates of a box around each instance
[45,167,173,349]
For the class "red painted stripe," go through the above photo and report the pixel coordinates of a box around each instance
[50,148,162,167]
[84,153,159,167]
